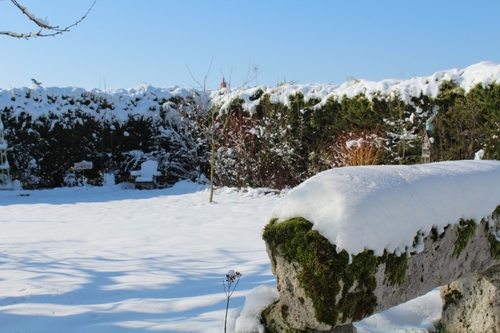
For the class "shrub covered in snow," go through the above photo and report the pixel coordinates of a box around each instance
[0,86,209,188]
[1,62,500,189]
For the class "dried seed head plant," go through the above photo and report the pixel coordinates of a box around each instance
[223,270,242,333]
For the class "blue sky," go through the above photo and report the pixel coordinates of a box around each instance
[1,1,499,90]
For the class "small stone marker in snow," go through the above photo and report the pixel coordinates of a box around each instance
[261,160,500,333]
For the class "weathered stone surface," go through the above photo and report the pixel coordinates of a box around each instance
[441,264,500,332]
[264,300,357,333]
[263,215,500,332]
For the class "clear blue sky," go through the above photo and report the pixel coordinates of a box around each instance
[1,0,499,90]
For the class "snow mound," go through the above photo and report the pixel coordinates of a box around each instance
[235,286,279,333]
[271,160,500,256]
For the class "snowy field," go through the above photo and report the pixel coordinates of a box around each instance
[0,181,442,333]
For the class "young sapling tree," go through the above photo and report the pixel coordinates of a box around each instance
[187,61,261,203]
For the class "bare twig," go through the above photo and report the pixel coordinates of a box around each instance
[0,0,96,39]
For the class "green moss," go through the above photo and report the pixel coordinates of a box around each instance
[261,302,279,333]
[452,219,477,258]
[430,227,440,242]
[434,319,449,333]
[412,231,422,248]
[409,230,426,255]
[262,217,408,326]
[488,232,500,260]
[488,205,500,260]
[492,205,500,220]
[381,251,408,286]
[261,302,302,333]
[442,289,462,311]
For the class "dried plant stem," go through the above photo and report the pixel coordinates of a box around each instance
[223,271,241,333]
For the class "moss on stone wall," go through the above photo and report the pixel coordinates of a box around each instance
[262,205,500,331]
[488,205,500,260]
[452,219,477,258]
[262,217,408,327]
[381,251,408,286]
[492,205,500,220]
[488,233,500,260]
[488,207,500,260]
[442,289,463,311]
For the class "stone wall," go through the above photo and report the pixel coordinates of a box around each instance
[262,214,500,332]
[441,264,500,332]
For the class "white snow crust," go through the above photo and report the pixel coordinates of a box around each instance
[235,286,279,333]
[272,160,500,256]
[213,61,500,113]
[0,62,499,121]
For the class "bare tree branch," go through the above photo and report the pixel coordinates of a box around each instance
[0,0,96,39]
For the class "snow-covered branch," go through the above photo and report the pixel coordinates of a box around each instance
[0,0,96,39]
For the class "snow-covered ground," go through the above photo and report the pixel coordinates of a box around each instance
[1,62,498,332]
[0,181,442,332]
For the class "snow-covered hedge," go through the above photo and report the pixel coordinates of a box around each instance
[1,62,500,189]
[0,86,209,188]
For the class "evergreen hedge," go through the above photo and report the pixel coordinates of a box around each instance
[1,81,499,189]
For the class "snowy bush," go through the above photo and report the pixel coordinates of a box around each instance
[1,63,500,189]
[1,86,208,188]
[63,172,82,187]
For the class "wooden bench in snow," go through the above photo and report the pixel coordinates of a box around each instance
[130,160,161,189]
